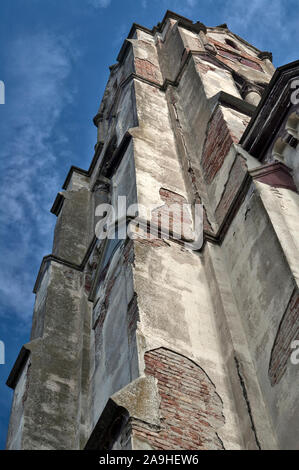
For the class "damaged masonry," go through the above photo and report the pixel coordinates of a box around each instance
[6,10,299,450]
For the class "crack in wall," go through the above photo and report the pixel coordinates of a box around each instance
[234,356,261,450]
[169,90,214,234]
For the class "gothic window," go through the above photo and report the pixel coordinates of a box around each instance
[286,112,299,140]
[225,38,240,50]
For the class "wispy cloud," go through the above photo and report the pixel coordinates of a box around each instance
[0,0,296,326]
[0,32,78,322]
[161,0,298,64]
[186,0,198,7]
[223,0,282,36]
[220,0,299,63]
[156,0,199,17]
[87,0,112,8]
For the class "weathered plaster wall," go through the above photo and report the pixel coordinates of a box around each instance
[7,11,298,451]
[91,240,138,429]
[8,261,89,449]
[222,182,299,449]
[132,239,247,449]
[52,172,92,265]
[6,356,30,449]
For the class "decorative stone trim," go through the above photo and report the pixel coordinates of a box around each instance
[250,161,297,193]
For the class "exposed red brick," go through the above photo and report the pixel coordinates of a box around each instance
[159,188,187,205]
[269,289,299,386]
[195,196,214,234]
[250,162,298,193]
[132,348,225,450]
[202,108,237,184]
[239,58,262,71]
[135,58,161,84]
[218,50,240,62]
[215,156,247,225]
[196,63,216,74]
[150,188,193,240]
[215,50,263,72]
[208,37,264,70]
[135,238,170,247]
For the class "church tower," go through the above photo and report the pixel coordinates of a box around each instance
[6,11,299,450]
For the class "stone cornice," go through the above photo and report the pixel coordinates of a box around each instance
[50,191,65,216]
[250,161,298,192]
[50,141,104,216]
[6,346,30,389]
[258,51,273,62]
[117,10,265,69]
[125,10,207,41]
[62,141,104,191]
[209,91,256,117]
[32,254,83,294]
[117,11,207,64]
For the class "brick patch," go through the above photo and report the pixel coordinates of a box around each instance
[202,108,237,184]
[150,188,193,240]
[135,58,161,84]
[208,37,264,72]
[135,238,170,247]
[269,289,299,386]
[196,62,216,74]
[215,156,247,226]
[239,58,262,71]
[195,195,214,234]
[132,348,225,450]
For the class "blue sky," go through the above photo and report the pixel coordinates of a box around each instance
[0,0,298,450]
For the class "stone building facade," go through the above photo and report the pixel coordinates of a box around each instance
[6,11,299,450]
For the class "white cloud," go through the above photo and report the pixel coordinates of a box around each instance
[219,0,299,64]
[87,0,112,8]
[0,32,78,321]
[158,0,199,17]
[223,0,284,45]
[158,0,293,58]
[186,0,197,7]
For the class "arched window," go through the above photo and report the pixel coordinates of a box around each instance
[286,112,299,140]
[225,38,240,50]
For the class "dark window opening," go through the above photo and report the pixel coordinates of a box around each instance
[225,38,240,50]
